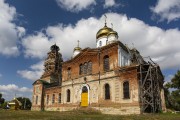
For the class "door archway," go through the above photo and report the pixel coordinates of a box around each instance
[81,85,89,107]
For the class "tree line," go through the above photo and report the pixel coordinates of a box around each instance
[164,70,180,111]
[0,94,32,110]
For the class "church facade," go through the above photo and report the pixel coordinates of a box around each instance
[31,22,166,114]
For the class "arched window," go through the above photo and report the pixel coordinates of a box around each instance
[46,95,49,104]
[35,95,38,104]
[67,67,71,78]
[87,61,92,74]
[123,81,130,99]
[103,55,109,71]
[105,84,110,100]
[58,93,61,103]
[52,94,55,104]
[83,62,88,74]
[67,89,70,102]
[79,64,83,75]
[82,86,88,93]
[99,41,102,47]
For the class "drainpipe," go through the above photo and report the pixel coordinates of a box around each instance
[98,48,101,84]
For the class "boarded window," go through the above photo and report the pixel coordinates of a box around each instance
[46,95,49,104]
[103,55,109,71]
[79,64,83,75]
[87,62,92,74]
[123,81,130,99]
[58,93,61,103]
[52,94,55,104]
[67,89,70,102]
[35,96,38,104]
[105,84,110,100]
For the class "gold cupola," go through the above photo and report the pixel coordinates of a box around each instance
[96,24,113,40]
[96,15,118,48]
[108,30,118,37]
[73,46,81,52]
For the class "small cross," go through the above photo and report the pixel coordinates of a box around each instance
[104,14,107,26]
[77,40,80,47]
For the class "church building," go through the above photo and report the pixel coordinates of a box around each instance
[31,21,166,114]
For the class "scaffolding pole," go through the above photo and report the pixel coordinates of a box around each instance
[138,61,163,113]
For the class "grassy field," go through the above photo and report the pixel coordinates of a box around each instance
[0,110,180,120]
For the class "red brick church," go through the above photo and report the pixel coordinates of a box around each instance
[31,21,166,114]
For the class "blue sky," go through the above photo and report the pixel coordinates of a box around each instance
[0,0,180,100]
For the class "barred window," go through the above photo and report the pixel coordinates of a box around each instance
[67,67,71,78]
[52,94,55,104]
[67,89,70,102]
[87,61,92,74]
[46,95,49,104]
[35,95,38,104]
[103,55,109,71]
[105,84,110,100]
[83,62,88,74]
[58,93,61,103]
[79,64,83,75]
[79,62,92,75]
[123,81,130,99]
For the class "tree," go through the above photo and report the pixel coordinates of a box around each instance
[17,97,32,110]
[165,70,180,110]
[0,93,5,108]
[171,70,180,89]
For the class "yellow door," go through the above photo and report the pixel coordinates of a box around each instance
[81,93,88,107]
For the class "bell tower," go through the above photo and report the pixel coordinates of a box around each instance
[41,44,63,84]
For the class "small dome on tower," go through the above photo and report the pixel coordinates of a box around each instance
[73,40,82,58]
[73,46,81,51]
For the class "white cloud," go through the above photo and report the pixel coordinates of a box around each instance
[0,73,2,77]
[17,61,44,81]
[22,33,53,59]
[56,0,96,12]
[16,26,26,38]
[151,0,180,22]
[164,74,174,82]
[21,13,180,79]
[0,0,25,56]
[0,84,32,100]
[104,0,116,8]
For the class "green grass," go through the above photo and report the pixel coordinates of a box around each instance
[0,110,180,120]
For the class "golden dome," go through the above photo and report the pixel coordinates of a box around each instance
[73,46,81,51]
[108,31,118,37]
[96,25,113,39]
